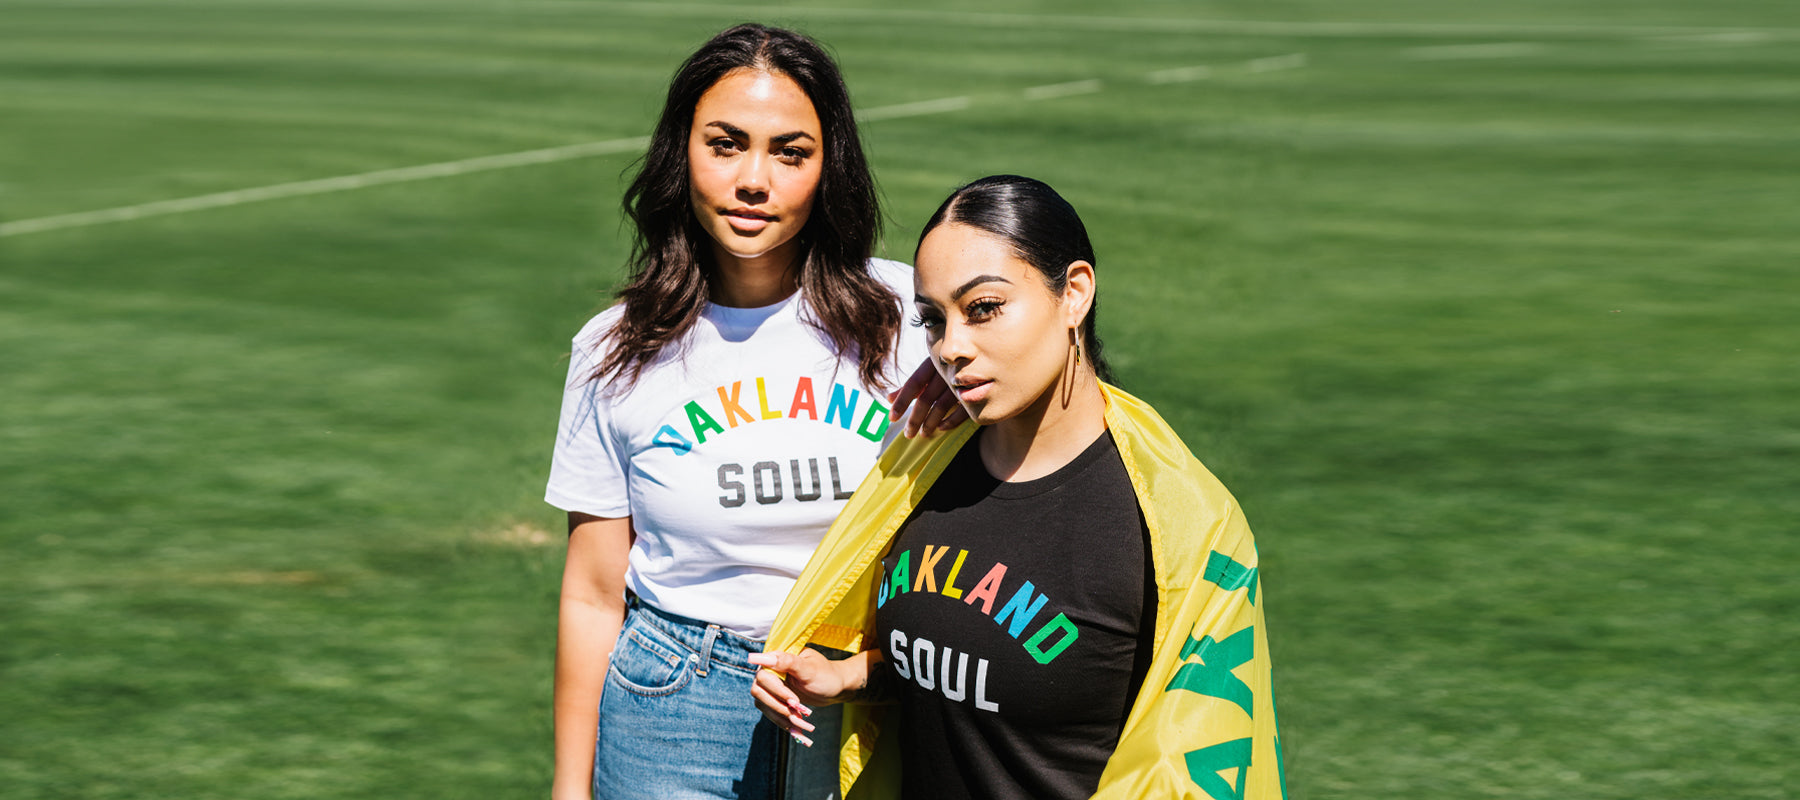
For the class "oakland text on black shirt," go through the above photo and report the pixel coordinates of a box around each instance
[873,429,1157,800]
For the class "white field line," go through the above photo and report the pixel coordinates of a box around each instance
[1147,65,1214,84]
[854,95,972,122]
[1147,53,1313,84]
[1405,42,1549,59]
[0,137,648,237]
[3,96,986,238]
[1023,79,1103,101]
[1247,53,1309,72]
[1644,31,1777,45]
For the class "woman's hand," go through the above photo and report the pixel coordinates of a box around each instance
[748,650,865,747]
[747,650,842,747]
[889,358,969,437]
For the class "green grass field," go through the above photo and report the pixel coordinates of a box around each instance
[3,1,1796,797]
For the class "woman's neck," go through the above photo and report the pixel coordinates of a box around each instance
[708,240,802,308]
[978,366,1108,483]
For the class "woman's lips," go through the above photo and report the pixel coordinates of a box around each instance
[953,378,992,403]
[725,209,774,234]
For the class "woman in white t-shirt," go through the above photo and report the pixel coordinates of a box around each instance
[544,24,955,800]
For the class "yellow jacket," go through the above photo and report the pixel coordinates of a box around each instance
[766,384,1285,799]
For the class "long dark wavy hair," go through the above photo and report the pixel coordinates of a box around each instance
[591,23,897,390]
[917,175,1116,385]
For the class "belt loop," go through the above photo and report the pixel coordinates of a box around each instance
[696,624,721,677]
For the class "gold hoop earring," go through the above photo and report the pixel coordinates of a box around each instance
[1060,334,1080,408]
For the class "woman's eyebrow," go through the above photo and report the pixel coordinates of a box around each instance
[951,274,1011,299]
[700,120,748,138]
[700,121,815,145]
[914,274,1008,306]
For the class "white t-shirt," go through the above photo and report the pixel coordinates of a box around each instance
[546,259,928,638]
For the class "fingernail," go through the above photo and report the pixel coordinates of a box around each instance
[747,653,775,666]
[788,699,812,716]
[791,731,814,747]
[790,715,816,732]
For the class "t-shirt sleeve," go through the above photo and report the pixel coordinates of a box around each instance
[544,321,632,518]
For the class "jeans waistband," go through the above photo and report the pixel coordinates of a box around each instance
[627,595,765,677]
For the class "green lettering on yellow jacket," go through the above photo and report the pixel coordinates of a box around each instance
[1166,626,1255,717]
[1183,737,1252,800]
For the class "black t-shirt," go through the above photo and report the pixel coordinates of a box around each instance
[873,429,1155,800]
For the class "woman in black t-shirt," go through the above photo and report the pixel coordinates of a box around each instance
[750,176,1284,800]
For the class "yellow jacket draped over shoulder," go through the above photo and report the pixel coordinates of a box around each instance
[765,384,1286,800]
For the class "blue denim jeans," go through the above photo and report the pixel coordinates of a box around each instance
[593,599,779,800]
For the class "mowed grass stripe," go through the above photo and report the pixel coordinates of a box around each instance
[1,54,1312,237]
[18,0,1798,39]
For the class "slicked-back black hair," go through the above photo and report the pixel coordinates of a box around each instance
[918,175,1115,384]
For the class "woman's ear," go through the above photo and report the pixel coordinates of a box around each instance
[1062,260,1096,328]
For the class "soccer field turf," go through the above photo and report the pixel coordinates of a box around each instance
[3,1,1796,797]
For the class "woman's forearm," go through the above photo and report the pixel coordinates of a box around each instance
[552,515,633,800]
[551,593,625,799]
